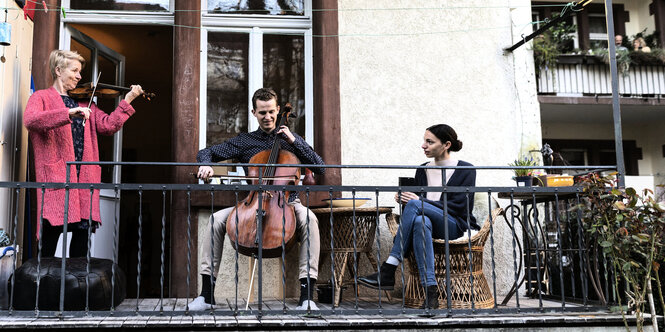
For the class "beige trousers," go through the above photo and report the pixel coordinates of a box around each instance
[200,199,320,280]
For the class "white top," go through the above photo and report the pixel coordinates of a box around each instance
[425,159,458,201]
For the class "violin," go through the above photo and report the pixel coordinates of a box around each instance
[68,82,156,101]
[226,103,301,258]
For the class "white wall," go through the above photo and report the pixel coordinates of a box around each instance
[623,0,656,37]
[336,0,541,297]
[0,0,33,245]
[338,0,541,191]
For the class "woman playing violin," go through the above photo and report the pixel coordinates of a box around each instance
[358,124,478,309]
[24,49,143,257]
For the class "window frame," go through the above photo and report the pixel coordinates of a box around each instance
[587,12,608,48]
[60,0,175,24]
[199,0,314,151]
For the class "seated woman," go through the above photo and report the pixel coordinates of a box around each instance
[358,124,478,309]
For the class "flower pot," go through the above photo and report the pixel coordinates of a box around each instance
[514,176,533,187]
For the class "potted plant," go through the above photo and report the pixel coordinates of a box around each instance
[575,173,665,332]
[509,155,539,186]
[532,18,576,72]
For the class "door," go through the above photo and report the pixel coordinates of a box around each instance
[55,26,125,260]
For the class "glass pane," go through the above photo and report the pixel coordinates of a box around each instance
[263,34,305,138]
[96,54,119,183]
[589,16,607,34]
[598,149,617,166]
[208,0,304,15]
[531,12,540,31]
[69,0,169,11]
[206,32,249,147]
[590,39,608,49]
[70,39,92,83]
[559,149,587,166]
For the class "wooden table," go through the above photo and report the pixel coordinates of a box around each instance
[310,206,393,305]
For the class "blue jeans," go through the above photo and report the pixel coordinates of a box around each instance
[389,200,462,286]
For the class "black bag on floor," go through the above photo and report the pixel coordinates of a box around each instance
[8,257,125,310]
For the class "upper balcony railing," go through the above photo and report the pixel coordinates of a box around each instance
[0,162,630,327]
[537,54,665,97]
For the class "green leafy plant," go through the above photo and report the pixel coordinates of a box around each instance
[575,173,665,332]
[594,48,632,75]
[532,18,576,71]
[508,155,539,177]
[593,48,665,75]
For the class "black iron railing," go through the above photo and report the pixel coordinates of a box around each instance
[0,162,618,318]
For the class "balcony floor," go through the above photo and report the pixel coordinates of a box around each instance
[0,296,651,331]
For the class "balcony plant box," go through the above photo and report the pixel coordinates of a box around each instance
[556,54,584,64]
[584,54,603,65]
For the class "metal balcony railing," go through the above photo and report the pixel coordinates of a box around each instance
[0,162,620,321]
[537,56,665,97]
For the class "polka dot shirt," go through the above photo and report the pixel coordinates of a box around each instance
[197,129,325,201]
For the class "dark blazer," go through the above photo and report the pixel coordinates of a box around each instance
[414,160,479,231]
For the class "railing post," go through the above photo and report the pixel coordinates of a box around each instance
[59,165,72,316]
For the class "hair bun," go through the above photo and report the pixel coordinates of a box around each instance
[455,140,463,151]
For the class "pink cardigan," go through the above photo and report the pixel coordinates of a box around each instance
[24,86,135,227]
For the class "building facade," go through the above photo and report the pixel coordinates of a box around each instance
[12,0,551,300]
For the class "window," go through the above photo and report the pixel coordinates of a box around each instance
[263,34,306,136]
[588,13,608,49]
[531,8,577,51]
[544,139,640,175]
[208,0,304,15]
[69,0,170,11]
[200,0,313,149]
[531,2,627,51]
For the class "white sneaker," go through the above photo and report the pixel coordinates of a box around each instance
[187,296,213,311]
[295,300,319,310]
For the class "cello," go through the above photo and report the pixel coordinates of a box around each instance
[226,104,301,258]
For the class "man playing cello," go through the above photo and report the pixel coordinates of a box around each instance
[190,88,325,311]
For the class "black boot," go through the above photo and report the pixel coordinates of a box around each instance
[358,262,396,290]
[419,285,439,309]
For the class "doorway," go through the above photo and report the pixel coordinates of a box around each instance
[65,23,173,298]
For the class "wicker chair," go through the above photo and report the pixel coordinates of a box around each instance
[386,207,503,309]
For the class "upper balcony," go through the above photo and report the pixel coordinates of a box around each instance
[537,54,665,99]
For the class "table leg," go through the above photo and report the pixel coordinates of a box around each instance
[334,253,350,306]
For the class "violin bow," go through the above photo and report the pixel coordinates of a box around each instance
[83,71,102,127]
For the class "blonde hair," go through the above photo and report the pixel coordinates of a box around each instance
[48,50,85,80]
[633,37,646,48]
